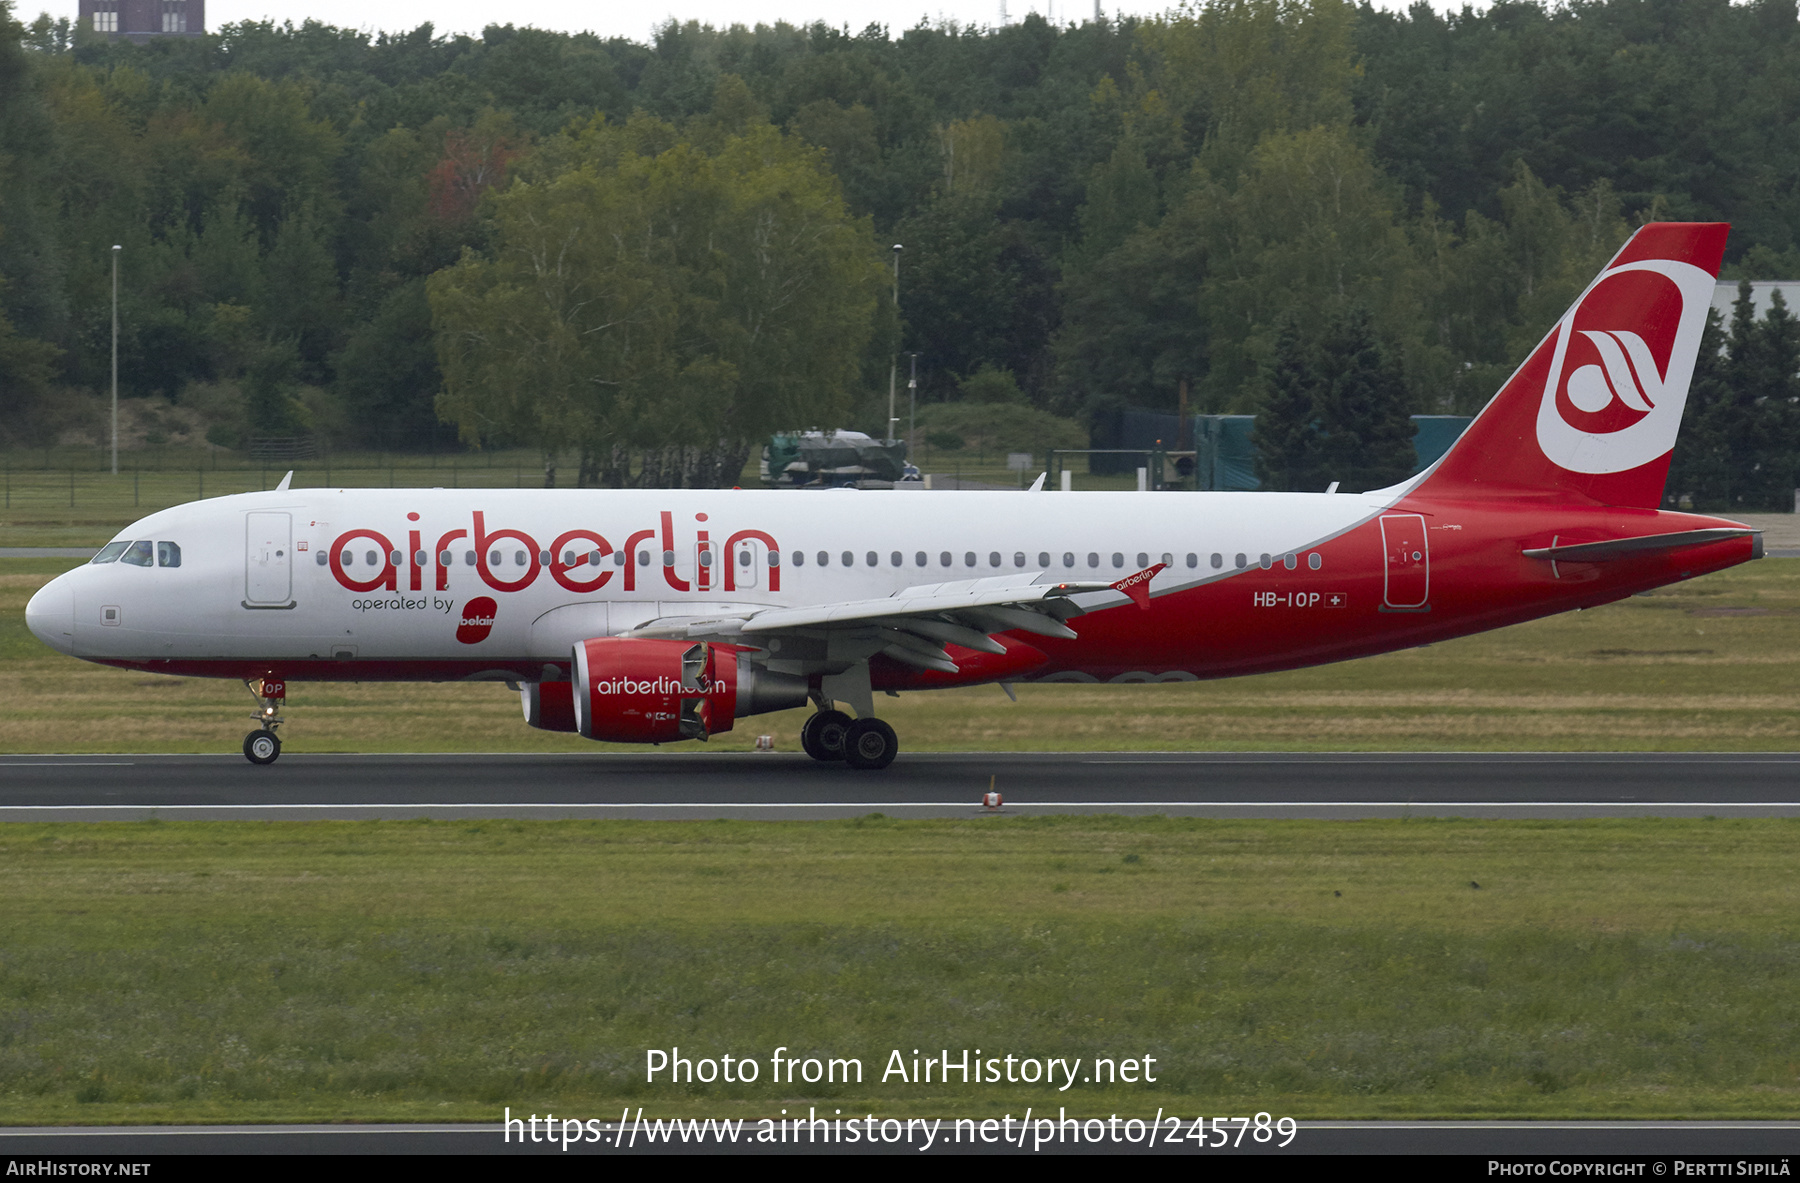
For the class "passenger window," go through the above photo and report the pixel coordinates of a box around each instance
[818,551,829,567]
[156,542,181,567]
[1136,552,1148,567]
[940,552,952,567]
[891,551,902,567]
[1235,554,1247,569]
[486,550,499,567]
[1112,553,1124,568]
[440,550,454,565]
[1284,553,1297,570]
[91,542,129,564]
[989,552,1001,567]
[393,551,404,566]
[1036,552,1048,567]
[121,540,154,567]
[738,549,751,567]
[1161,552,1173,567]
[638,550,650,566]
[1259,553,1272,569]
[1211,553,1223,569]
[842,551,854,567]
[916,551,927,567]
[466,551,478,566]
[1309,553,1322,570]
[417,550,430,567]
[1186,553,1198,568]
[964,551,976,567]
[792,551,805,567]
[316,551,329,566]
[866,551,878,567]
[539,550,552,567]
[1087,552,1099,568]
[769,551,780,566]
[1063,552,1075,567]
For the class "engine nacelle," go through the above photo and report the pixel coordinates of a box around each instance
[570,638,806,743]
[521,680,578,732]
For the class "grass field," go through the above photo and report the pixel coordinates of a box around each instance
[4,555,1800,754]
[1,816,1796,1124]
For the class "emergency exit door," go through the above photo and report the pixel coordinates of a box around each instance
[245,511,294,607]
[1380,513,1429,609]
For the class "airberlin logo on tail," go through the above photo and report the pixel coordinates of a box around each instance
[1535,256,1715,475]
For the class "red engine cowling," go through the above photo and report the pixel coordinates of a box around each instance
[572,638,740,743]
[521,680,578,732]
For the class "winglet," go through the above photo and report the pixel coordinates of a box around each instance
[1028,472,1046,492]
[275,470,293,492]
[1110,563,1166,609]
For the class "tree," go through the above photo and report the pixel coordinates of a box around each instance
[1252,317,1323,491]
[429,113,885,487]
[1311,306,1416,492]
[1254,307,1415,493]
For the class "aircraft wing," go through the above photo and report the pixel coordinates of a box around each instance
[623,571,1120,675]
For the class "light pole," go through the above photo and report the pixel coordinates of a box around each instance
[111,244,120,476]
[906,352,919,455]
[888,243,902,444]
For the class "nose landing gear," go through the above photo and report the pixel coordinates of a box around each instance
[242,677,286,765]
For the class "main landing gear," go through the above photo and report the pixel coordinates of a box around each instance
[242,676,287,765]
[800,707,898,770]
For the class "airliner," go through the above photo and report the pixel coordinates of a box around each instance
[25,222,1758,768]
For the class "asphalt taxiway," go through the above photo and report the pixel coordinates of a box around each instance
[1,751,1796,820]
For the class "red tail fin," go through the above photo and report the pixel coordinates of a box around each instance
[1416,223,1728,509]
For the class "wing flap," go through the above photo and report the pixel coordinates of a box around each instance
[738,574,1110,634]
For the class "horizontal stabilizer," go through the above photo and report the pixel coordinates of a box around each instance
[1522,528,1758,563]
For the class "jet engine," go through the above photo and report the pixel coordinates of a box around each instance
[520,680,578,732]
[568,637,806,743]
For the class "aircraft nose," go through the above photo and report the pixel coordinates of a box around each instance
[25,575,76,656]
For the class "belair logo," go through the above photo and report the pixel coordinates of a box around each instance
[455,596,498,644]
[328,510,782,597]
[1535,256,1715,475]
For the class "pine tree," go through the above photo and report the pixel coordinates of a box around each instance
[1312,306,1416,492]
[1252,316,1324,491]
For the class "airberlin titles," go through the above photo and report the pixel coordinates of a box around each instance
[325,508,783,597]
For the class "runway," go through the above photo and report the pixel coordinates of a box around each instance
[2,751,1797,820]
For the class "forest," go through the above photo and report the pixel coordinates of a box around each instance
[0,0,1797,502]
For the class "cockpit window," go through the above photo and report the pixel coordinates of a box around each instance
[91,542,129,564]
[157,542,181,568]
[119,540,154,567]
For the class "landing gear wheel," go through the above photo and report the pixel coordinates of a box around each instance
[843,718,898,771]
[800,710,852,762]
[243,728,281,765]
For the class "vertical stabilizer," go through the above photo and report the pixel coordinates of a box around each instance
[1416,222,1729,508]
